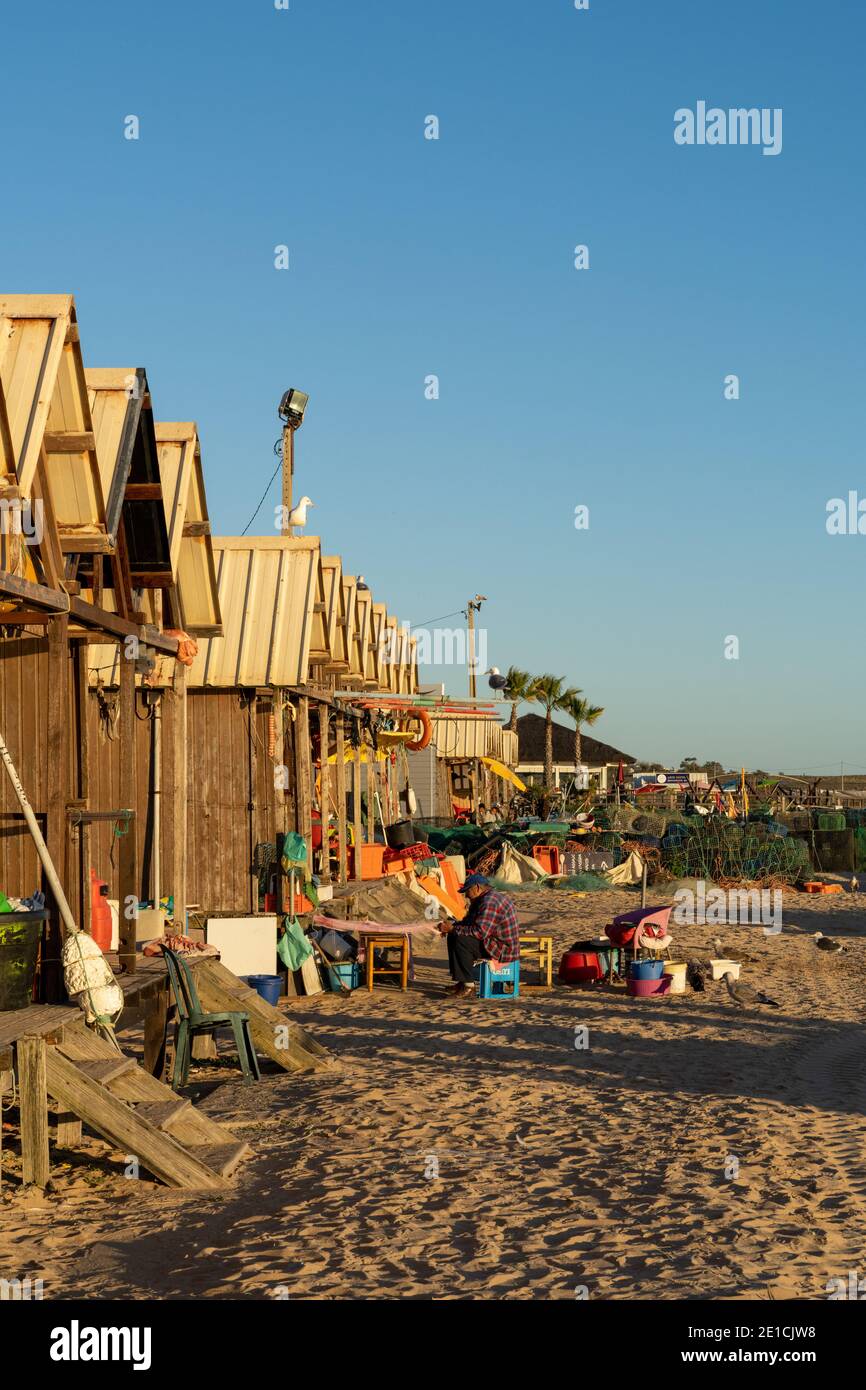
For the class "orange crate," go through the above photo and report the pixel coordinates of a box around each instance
[532,845,561,875]
[360,844,386,880]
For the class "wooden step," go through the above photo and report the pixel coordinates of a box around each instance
[134,1099,191,1131]
[77,1058,136,1086]
[45,1050,228,1190]
[187,1141,250,1179]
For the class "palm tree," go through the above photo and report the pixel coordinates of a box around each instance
[561,690,605,768]
[526,674,572,786]
[503,666,532,733]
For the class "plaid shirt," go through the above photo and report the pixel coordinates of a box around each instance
[456,889,520,962]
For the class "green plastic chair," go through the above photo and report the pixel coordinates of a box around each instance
[163,947,261,1089]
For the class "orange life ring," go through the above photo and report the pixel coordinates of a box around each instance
[402,708,432,751]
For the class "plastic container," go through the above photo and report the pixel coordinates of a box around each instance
[0,915,43,1010]
[532,845,561,875]
[710,959,740,981]
[326,961,360,991]
[629,958,665,981]
[90,869,113,952]
[360,844,386,880]
[558,950,603,984]
[385,820,416,849]
[245,974,282,1006]
[627,974,672,998]
[315,928,353,961]
[663,961,687,994]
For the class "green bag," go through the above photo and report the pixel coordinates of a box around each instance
[277,916,313,971]
[280,832,308,869]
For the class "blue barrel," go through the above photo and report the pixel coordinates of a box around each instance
[629,959,664,981]
[245,974,282,1006]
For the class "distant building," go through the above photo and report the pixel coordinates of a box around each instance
[513,713,636,790]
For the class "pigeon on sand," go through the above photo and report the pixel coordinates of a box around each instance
[723,971,780,1007]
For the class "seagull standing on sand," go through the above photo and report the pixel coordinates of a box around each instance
[287,495,314,529]
[813,932,845,955]
[724,971,781,1008]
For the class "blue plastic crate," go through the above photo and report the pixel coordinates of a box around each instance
[474,959,520,999]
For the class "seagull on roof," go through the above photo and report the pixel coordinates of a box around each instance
[288,495,314,529]
[724,972,780,1007]
[484,667,508,690]
[813,932,845,954]
[356,575,369,591]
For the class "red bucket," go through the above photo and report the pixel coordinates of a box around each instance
[558,949,603,984]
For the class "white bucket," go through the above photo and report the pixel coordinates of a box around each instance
[710,958,740,981]
[663,961,687,994]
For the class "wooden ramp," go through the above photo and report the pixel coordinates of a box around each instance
[192,957,332,1073]
[45,1026,249,1190]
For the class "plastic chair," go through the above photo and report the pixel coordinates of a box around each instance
[163,946,261,1089]
[475,958,520,999]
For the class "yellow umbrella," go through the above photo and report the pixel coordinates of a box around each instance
[480,756,526,791]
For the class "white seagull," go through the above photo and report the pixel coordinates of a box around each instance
[288,495,314,529]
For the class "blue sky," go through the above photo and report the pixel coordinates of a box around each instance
[5,1,865,773]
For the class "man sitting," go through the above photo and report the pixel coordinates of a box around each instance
[439,874,520,997]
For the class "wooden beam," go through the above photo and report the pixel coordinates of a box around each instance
[124,483,164,501]
[45,616,70,999]
[182,520,211,538]
[0,570,68,611]
[118,646,138,973]
[67,596,179,654]
[294,696,313,875]
[335,714,348,886]
[317,705,331,887]
[353,747,363,877]
[19,1035,50,1190]
[43,431,96,453]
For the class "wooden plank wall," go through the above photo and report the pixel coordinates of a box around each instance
[1,640,304,929]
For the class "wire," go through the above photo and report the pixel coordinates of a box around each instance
[240,458,280,539]
[409,608,467,629]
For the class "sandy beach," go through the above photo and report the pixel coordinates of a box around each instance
[2,886,864,1302]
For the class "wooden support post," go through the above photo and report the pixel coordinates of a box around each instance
[118,642,138,972]
[75,644,91,936]
[143,987,169,1080]
[54,1112,82,1148]
[19,1035,50,1190]
[353,748,363,879]
[248,697,258,913]
[367,754,376,843]
[163,660,187,932]
[44,615,69,1001]
[317,705,331,886]
[335,715,348,886]
[295,696,313,875]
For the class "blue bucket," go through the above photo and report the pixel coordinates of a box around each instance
[629,959,664,981]
[327,960,361,991]
[245,974,282,1006]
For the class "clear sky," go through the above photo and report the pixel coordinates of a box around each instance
[5,1,864,774]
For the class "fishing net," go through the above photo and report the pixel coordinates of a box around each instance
[657,820,811,885]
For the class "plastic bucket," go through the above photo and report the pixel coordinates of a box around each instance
[245,974,282,1006]
[0,917,42,1011]
[629,958,665,981]
[710,959,740,981]
[327,961,360,991]
[627,974,671,998]
[663,961,687,994]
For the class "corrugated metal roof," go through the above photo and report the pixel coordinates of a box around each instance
[155,422,221,636]
[0,294,109,553]
[187,537,320,688]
